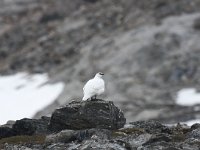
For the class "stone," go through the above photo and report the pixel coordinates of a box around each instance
[45,128,111,144]
[12,116,50,136]
[187,128,200,139]
[2,119,200,150]
[48,99,126,131]
[130,120,171,134]
[75,128,111,142]
[193,17,200,30]
[0,127,15,139]
[0,120,15,128]
[128,133,152,148]
[45,130,75,144]
[83,0,99,3]
[191,123,200,130]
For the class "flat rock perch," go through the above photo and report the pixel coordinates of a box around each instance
[48,99,126,131]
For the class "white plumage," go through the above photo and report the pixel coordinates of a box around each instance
[82,72,105,101]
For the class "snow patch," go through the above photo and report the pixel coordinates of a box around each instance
[0,72,64,125]
[176,88,200,106]
[183,119,200,126]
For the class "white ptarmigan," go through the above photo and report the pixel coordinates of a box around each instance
[82,72,105,101]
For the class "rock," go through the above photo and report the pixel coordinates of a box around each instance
[12,116,50,136]
[0,127,15,139]
[187,128,200,139]
[39,12,64,23]
[193,17,200,30]
[121,133,152,149]
[191,123,200,130]
[75,128,111,142]
[83,0,99,3]
[2,120,200,150]
[48,99,126,131]
[45,128,111,144]
[143,134,172,146]
[45,129,75,144]
[0,120,15,128]
[129,120,171,134]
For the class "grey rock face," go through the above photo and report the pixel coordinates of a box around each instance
[12,116,50,136]
[45,129,75,144]
[130,120,171,134]
[48,99,126,131]
[45,128,111,144]
[0,120,15,128]
[1,120,200,150]
[0,127,14,139]
[187,128,200,139]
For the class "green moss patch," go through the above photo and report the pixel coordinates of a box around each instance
[112,128,145,137]
[119,128,145,134]
[0,135,46,148]
[171,133,186,142]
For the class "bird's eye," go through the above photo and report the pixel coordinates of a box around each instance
[99,72,104,75]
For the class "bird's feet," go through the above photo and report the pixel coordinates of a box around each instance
[91,95,97,101]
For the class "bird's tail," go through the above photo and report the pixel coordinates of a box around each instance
[82,96,88,101]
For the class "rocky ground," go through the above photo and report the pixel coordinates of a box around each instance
[1,0,200,123]
[0,99,200,150]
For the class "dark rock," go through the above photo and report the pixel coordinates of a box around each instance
[193,17,200,30]
[48,99,126,131]
[0,127,15,139]
[130,120,171,134]
[45,128,111,144]
[1,120,15,128]
[83,0,99,3]
[40,12,64,23]
[2,120,200,150]
[191,123,200,130]
[143,134,172,146]
[187,128,200,139]
[12,116,50,136]
[74,128,111,142]
[45,129,76,144]
[114,133,152,149]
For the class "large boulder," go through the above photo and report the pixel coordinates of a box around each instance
[0,127,15,139]
[48,99,126,131]
[12,116,50,136]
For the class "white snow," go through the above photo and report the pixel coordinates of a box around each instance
[0,72,64,125]
[183,119,200,126]
[176,88,200,106]
[165,119,200,127]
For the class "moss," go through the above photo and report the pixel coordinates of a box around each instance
[112,128,145,137]
[119,128,145,134]
[0,135,46,148]
[169,124,191,142]
[171,133,186,142]
[112,131,127,137]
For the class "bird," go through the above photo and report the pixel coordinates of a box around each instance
[82,72,105,101]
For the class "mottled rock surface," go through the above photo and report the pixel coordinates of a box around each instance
[49,99,126,131]
[1,121,200,150]
[0,116,50,139]
[12,116,50,136]
[0,127,14,139]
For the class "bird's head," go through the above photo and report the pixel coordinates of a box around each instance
[95,72,104,78]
